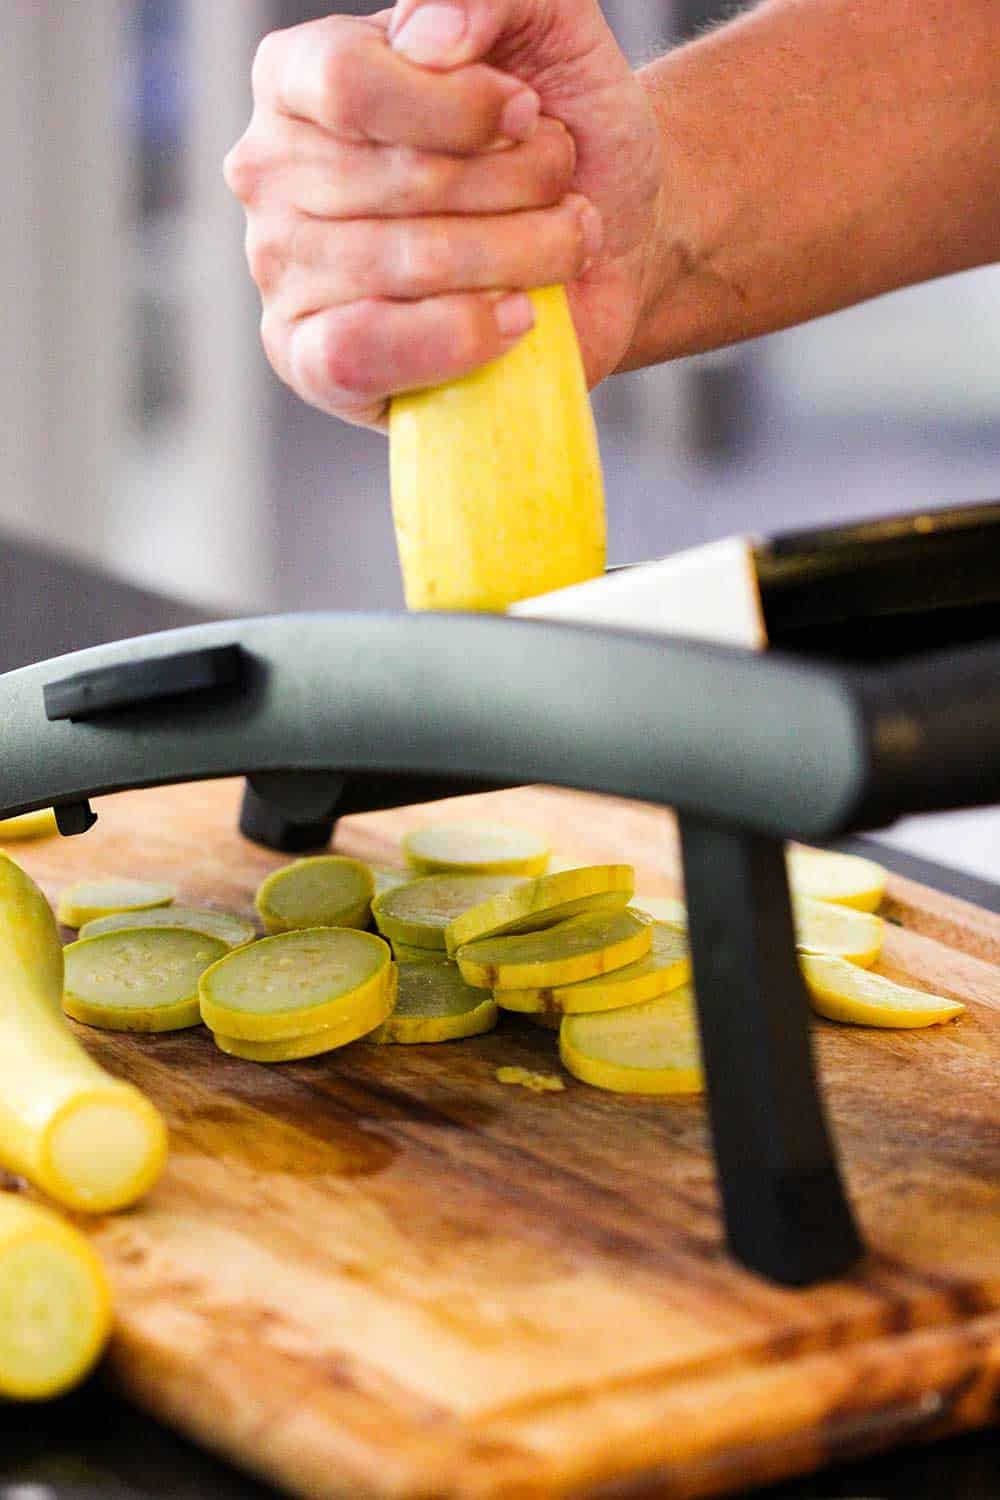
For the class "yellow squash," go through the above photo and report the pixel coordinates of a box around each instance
[64,927,228,1032]
[496,918,688,1015]
[794,896,883,967]
[402,821,550,878]
[371,961,497,1044]
[560,986,704,1096]
[389,284,606,611]
[0,809,58,843]
[57,876,175,929]
[255,856,374,935]
[458,907,652,991]
[200,927,395,1042]
[0,855,167,1213]
[787,845,887,912]
[0,1193,112,1399]
[445,865,634,954]
[373,874,524,952]
[800,953,964,1028]
[212,966,398,1062]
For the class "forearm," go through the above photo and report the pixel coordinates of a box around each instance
[622,0,1000,370]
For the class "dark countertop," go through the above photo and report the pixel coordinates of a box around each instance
[0,534,211,674]
[0,533,997,1500]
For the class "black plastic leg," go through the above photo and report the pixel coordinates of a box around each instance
[54,800,98,836]
[239,770,514,853]
[239,772,345,852]
[677,813,863,1285]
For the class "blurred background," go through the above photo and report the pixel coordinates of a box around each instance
[1,1,999,869]
[3,0,998,611]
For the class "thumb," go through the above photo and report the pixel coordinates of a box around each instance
[388,0,532,69]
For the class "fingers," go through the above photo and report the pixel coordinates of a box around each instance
[227,8,603,433]
[253,15,539,153]
[262,292,537,429]
[388,0,536,68]
[227,116,576,220]
[244,195,602,321]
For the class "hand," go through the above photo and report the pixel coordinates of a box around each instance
[225,1,664,429]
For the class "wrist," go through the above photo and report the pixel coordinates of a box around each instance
[614,59,749,373]
[618,126,676,372]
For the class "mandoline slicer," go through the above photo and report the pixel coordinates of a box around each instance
[1,498,999,1287]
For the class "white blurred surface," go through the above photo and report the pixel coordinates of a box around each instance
[875,810,1000,885]
[0,2,128,564]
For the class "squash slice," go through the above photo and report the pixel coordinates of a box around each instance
[788,846,886,912]
[497,918,688,1014]
[373,874,523,952]
[57,877,175,930]
[80,905,255,950]
[200,928,394,1041]
[560,986,703,1096]
[403,822,549,877]
[446,865,634,954]
[212,966,398,1061]
[458,908,652,991]
[372,961,497,1043]
[64,928,227,1032]
[795,897,883,967]
[256,856,374,935]
[801,953,963,1027]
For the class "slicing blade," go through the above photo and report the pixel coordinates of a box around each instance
[510,536,768,650]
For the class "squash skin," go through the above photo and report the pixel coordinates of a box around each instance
[389,285,606,612]
[0,1193,113,1399]
[0,854,167,1212]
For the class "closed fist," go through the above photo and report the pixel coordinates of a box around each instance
[225,2,663,429]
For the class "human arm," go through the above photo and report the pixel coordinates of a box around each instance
[224,0,1000,430]
[625,0,1000,369]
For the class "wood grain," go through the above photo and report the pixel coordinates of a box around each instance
[6,779,1000,1500]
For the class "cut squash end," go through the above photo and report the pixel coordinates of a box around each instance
[41,1087,168,1213]
[0,1202,112,1400]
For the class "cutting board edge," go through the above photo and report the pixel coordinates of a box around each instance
[102,1306,1000,1500]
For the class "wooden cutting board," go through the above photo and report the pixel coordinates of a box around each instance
[10,779,1000,1500]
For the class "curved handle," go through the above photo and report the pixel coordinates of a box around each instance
[858,640,1000,823]
[0,612,869,840]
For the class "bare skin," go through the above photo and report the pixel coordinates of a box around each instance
[225,0,1000,431]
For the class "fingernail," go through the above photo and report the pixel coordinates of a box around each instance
[495,292,535,340]
[499,90,540,142]
[575,199,604,258]
[391,4,466,64]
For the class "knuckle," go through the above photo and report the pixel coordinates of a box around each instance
[315,37,366,135]
[251,30,283,98]
[223,139,260,203]
[259,311,287,374]
[393,227,450,296]
[449,304,490,371]
[317,306,377,395]
[540,125,577,199]
[390,148,455,212]
[563,201,588,268]
[245,225,286,293]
